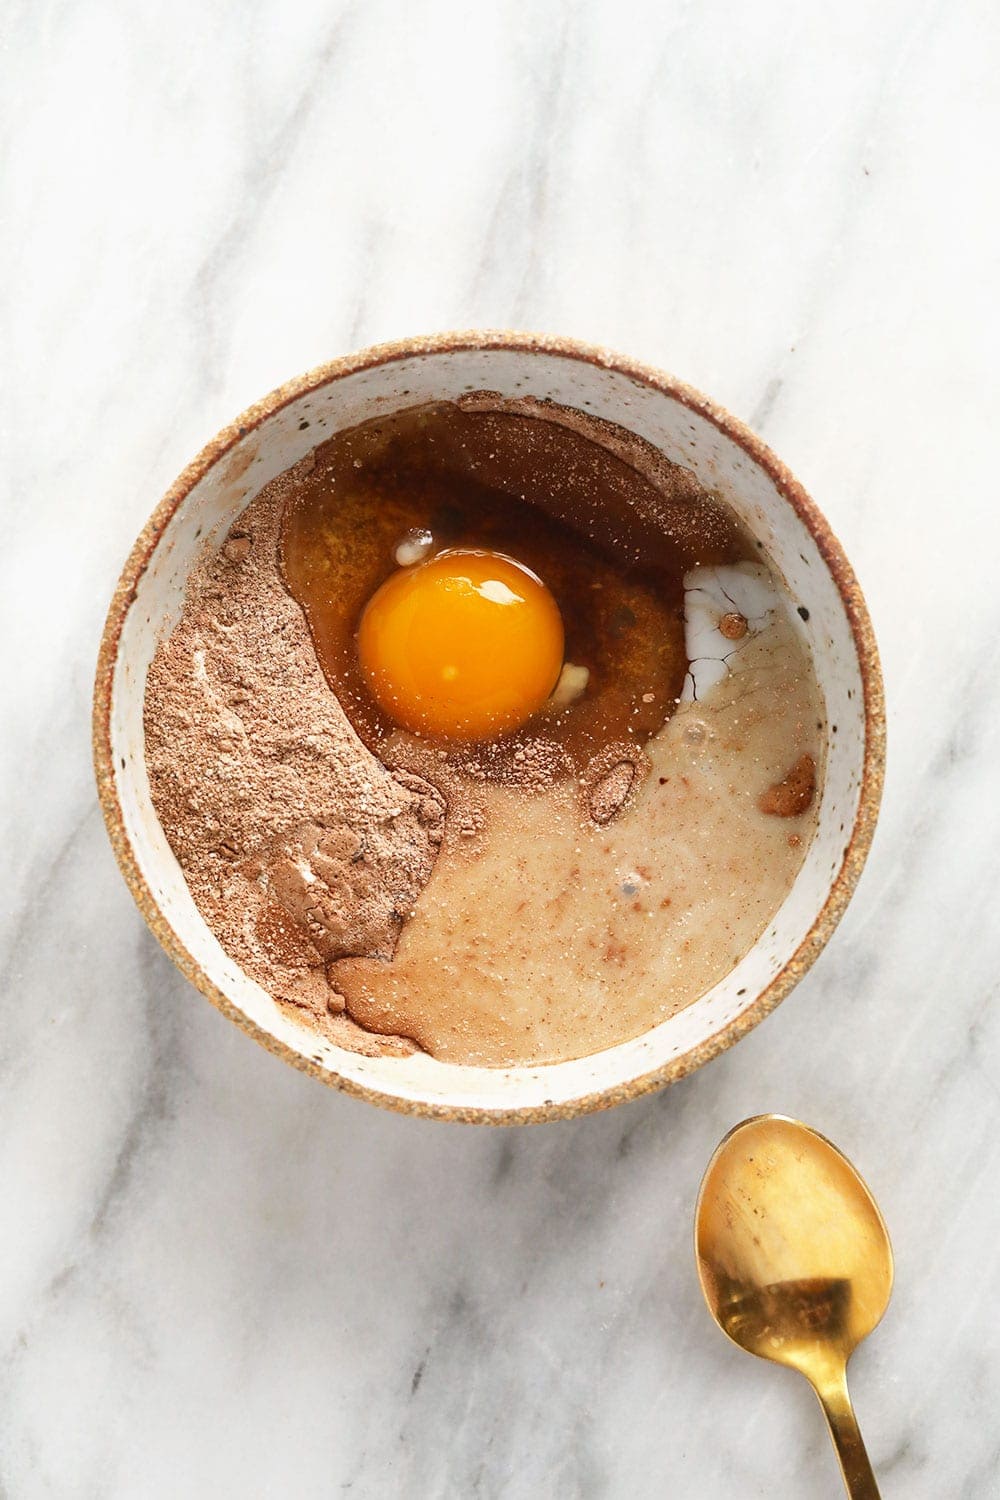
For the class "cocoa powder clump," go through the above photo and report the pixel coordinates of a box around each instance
[583,744,648,824]
[758,753,817,818]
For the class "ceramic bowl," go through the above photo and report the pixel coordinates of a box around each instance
[93,332,884,1123]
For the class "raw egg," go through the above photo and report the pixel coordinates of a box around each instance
[357,548,564,740]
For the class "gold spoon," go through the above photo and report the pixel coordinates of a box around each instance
[695,1115,893,1499]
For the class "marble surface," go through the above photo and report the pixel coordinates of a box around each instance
[3,1,999,1494]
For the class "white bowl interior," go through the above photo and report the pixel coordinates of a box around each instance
[110,348,866,1113]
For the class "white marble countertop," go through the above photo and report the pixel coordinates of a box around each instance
[4,2,999,1495]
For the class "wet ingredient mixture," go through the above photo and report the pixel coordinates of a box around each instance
[145,397,825,1066]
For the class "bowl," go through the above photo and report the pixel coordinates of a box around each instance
[93,332,884,1123]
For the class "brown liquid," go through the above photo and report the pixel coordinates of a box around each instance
[281,400,745,779]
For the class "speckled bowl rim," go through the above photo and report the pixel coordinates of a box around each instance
[93,330,885,1125]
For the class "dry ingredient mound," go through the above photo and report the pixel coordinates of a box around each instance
[144,454,445,1055]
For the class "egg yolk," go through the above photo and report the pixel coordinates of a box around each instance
[357,548,564,740]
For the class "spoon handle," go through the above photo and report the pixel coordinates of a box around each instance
[813,1367,880,1499]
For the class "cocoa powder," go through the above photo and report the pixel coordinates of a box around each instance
[144,456,445,1053]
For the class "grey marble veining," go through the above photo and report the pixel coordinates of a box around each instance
[3,1,999,1494]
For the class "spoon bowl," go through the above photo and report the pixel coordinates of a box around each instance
[696,1115,893,1497]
